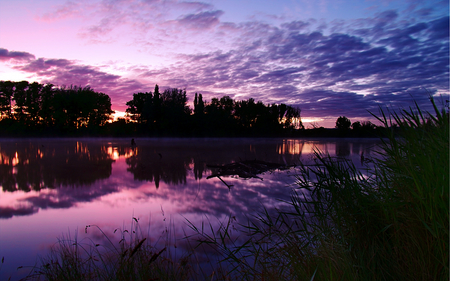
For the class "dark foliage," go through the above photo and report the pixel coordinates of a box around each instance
[1,80,384,137]
[0,81,114,136]
[124,86,303,137]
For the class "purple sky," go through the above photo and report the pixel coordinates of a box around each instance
[0,0,448,127]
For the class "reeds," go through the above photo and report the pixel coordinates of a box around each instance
[189,97,449,280]
[24,219,195,281]
[24,98,449,280]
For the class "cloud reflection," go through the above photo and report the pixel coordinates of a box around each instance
[0,138,380,220]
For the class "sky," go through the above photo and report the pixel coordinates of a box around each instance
[0,0,448,128]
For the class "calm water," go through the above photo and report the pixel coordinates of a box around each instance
[0,138,381,280]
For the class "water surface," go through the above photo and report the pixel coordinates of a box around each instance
[0,138,380,280]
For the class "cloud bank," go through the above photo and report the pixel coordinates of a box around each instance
[1,0,448,126]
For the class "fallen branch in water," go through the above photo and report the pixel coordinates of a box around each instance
[207,160,292,189]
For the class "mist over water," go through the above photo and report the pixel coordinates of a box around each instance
[0,138,380,280]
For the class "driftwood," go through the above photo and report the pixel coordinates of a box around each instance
[207,160,291,189]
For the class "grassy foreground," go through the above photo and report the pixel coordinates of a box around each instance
[21,99,449,280]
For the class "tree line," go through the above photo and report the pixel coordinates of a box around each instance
[0,80,113,135]
[1,80,383,137]
[123,85,302,136]
[0,81,302,137]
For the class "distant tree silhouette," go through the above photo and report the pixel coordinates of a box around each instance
[204,96,237,135]
[361,121,376,130]
[13,81,29,122]
[52,85,113,130]
[153,84,162,128]
[26,82,43,125]
[352,121,362,130]
[3,80,306,137]
[0,80,14,118]
[40,83,55,127]
[125,85,191,135]
[125,92,152,124]
[193,93,205,116]
[0,81,114,135]
[160,88,190,134]
[336,116,351,130]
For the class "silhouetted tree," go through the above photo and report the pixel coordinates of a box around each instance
[283,106,302,129]
[336,116,351,130]
[0,80,14,119]
[25,82,43,125]
[194,93,205,116]
[13,81,29,122]
[126,92,152,124]
[160,88,190,134]
[352,121,362,130]
[204,96,237,135]
[40,83,55,127]
[51,85,113,131]
[0,81,113,135]
[153,84,162,128]
[361,121,376,130]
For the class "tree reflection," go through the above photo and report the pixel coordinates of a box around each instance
[336,141,351,157]
[124,139,307,189]
[126,146,189,188]
[0,139,381,221]
[0,141,114,192]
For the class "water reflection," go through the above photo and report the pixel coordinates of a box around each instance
[0,138,380,219]
[126,146,189,188]
[0,141,114,192]
[0,138,381,280]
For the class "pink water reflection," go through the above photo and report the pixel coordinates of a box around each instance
[0,138,381,280]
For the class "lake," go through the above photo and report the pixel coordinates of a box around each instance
[0,138,381,280]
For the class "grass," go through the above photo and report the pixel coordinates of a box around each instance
[23,220,197,281]
[21,97,449,280]
[188,97,449,280]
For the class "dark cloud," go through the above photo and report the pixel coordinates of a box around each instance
[163,11,447,121]
[0,48,35,61]
[428,16,449,40]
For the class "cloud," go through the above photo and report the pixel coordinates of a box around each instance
[177,10,224,29]
[1,48,146,111]
[0,48,35,61]
[3,1,449,122]
[40,0,85,21]
[135,11,448,119]
[280,20,310,31]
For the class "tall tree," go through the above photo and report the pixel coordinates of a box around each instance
[40,84,55,127]
[193,93,205,116]
[153,84,161,126]
[160,88,190,133]
[26,82,43,125]
[0,81,14,119]
[13,81,29,122]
